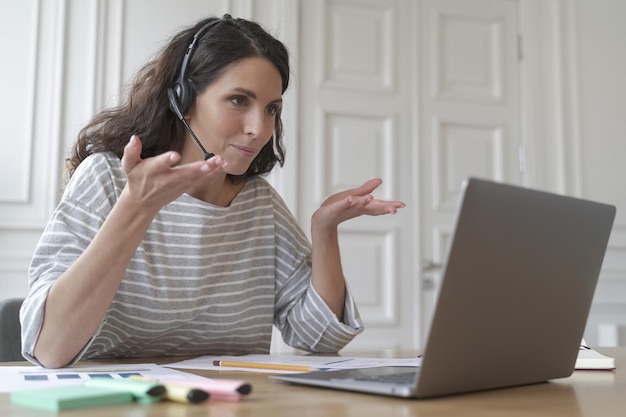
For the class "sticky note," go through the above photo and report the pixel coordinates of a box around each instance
[10,385,134,411]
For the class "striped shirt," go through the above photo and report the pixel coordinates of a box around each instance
[21,152,362,365]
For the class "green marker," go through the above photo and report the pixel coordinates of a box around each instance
[85,378,165,402]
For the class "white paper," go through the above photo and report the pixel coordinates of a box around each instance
[0,363,208,393]
[575,348,615,370]
[164,354,422,373]
[164,348,615,374]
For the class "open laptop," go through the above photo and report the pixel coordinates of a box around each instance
[272,177,616,398]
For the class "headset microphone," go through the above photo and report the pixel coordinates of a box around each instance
[167,17,229,161]
[167,89,214,160]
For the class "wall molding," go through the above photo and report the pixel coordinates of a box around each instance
[0,0,65,229]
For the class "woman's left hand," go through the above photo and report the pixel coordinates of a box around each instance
[312,178,405,230]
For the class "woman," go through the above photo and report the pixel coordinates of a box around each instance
[20,15,405,368]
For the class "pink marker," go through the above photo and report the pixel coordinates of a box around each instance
[158,378,252,401]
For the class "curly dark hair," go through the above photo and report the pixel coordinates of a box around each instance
[67,15,290,182]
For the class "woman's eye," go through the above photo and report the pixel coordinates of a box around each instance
[229,96,247,106]
[266,104,280,116]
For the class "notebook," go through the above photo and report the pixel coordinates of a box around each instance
[271,177,616,398]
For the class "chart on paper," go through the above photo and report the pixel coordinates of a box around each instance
[0,363,207,393]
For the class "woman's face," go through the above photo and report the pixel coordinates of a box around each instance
[184,57,283,176]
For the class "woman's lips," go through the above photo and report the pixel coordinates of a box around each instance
[232,145,256,158]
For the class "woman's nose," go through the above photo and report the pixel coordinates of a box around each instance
[244,109,271,138]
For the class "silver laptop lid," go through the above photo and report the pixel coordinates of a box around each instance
[416,178,616,398]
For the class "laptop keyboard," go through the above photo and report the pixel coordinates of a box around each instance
[353,371,418,385]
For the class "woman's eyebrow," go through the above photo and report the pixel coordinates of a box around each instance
[232,87,282,105]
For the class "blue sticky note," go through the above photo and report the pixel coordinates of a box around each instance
[89,373,114,379]
[57,374,82,380]
[24,374,48,381]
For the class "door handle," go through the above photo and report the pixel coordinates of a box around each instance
[421,260,443,272]
[421,260,443,291]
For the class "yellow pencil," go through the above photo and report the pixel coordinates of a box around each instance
[212,360,314,373]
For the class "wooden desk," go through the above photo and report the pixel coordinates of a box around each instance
[1,348,624,417]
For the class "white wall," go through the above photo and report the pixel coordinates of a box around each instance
[0,0,298,300]
[1,0,625,345]
[0,0,62,299]
[572,0,626,346]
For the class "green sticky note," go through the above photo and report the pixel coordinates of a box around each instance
[10,385,134,411]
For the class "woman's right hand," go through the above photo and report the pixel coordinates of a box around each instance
[120,135,227,212]
[33,135,228,368]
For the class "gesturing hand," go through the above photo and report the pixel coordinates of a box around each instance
[120,135,227,212]
[312,178,406,230]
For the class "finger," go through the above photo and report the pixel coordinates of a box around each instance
[151,149,182,171]
[347,194,374,208]
[354,178,383,196]
[322,179,382,206]
[205,154,228,171]
[170,154,227,178]
[121,135,142,174]
[342,196,403,214]
[364,199,406,215]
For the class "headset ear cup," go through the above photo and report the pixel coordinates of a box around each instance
[169,80,193,116]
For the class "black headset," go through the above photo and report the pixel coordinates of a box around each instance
[167,15,232,160]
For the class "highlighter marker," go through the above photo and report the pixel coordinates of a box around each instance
[128,376,209,404]
[158,378,252,401]
[84,378,165,401]
[162,383,209,404]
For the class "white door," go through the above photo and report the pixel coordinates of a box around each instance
[298,0,522,350]
[417,0,523,342]
[298,0,418,349]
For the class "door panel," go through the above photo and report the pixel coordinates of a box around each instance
[298,0,521,349]
[299,0,417,349]
[418,0,522,342]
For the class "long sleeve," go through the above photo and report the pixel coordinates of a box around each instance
[20,154,120,365]
[270,189,363,352]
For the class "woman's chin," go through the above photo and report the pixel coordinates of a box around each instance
[224,165,249,177]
